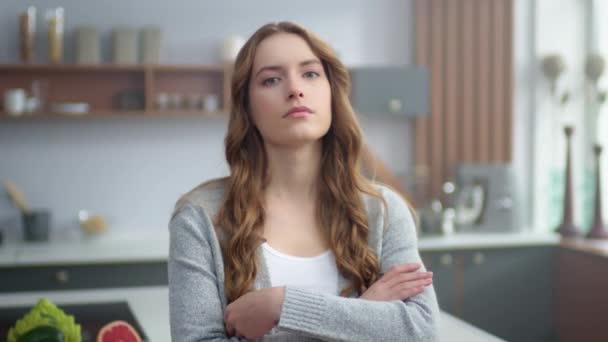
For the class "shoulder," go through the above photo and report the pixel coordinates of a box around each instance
[171,177,229,221]
[362,182,417,238]
[363,182,413,219]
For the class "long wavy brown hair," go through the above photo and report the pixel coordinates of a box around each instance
[215,21,387,303]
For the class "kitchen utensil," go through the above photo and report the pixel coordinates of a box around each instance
[4,181,30,215]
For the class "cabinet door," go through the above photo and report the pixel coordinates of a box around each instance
[462,247,555,342]
[350,66,429,116]
[420,251,459,315]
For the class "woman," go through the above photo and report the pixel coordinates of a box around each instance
[169,21,439,341]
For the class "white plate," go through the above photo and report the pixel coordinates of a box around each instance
[50,102,90,115]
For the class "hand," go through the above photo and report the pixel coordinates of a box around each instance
[224,286,285,340]
[360,263,433,301]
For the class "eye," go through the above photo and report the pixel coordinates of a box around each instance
[303,71,320,79]
[262,77,280,87]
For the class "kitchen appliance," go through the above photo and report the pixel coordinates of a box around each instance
[454,163,520,233]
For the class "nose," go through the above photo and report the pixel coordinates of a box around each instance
[286,77,304,100]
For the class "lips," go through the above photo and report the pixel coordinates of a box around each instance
[284,106,313,118]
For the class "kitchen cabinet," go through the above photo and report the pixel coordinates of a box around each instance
[421,246,556,342]
[420,251,459,315]
[556,247,608,342]
[349,66,429,116]
[0,261,167,293]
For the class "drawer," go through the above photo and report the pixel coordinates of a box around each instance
[0,261,167,292]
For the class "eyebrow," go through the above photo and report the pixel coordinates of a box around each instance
[254,59,322,78]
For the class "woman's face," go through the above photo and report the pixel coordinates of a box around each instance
[248,33,332,148]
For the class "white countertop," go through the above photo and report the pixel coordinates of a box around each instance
[418,232,560,251]
[0,231,562,266]
[0,286,505,342]
[0,232,169,266]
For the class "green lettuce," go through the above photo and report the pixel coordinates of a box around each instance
[7,298,81,342]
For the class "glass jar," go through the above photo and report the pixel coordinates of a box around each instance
[46,7,64,63]
[19,6,36,63]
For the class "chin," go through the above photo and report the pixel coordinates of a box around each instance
[274,133,325,148]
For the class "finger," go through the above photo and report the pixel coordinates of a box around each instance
[386,271,433,289]
[380,263,421,282]
[225,322,235,337]
[396,285,426,300]
[395,278,433,293]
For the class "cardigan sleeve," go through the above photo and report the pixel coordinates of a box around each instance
[168,204,246,342]
[275,186,441,341]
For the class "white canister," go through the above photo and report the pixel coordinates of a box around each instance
[203,94,219,113]
[75,25,100,64]
[4,89,27,116]
[220,35,245,63]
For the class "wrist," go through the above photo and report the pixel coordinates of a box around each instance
[272,286,286,323]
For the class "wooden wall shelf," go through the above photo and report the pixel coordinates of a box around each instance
[0,63,232,120]
[0,110,227,120]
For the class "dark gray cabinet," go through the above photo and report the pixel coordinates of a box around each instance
[420,251,459,316]
[349,66,429,116]
[421,246,556,342]
[0,261,168,293]
[461,247,555,342]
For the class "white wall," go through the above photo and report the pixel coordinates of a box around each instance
[0,0,416,240]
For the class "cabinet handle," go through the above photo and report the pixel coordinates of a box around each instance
[55,270,69,285]
[440,254,453,265]
[473,252,485,265]
[388,99,403,113]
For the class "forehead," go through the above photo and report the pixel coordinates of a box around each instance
[252,33,318,71]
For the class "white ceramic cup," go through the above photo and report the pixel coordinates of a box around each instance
[4,89,27,115]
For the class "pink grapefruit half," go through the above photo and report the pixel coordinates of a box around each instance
[96,320,142,342]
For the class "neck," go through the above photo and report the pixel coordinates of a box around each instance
[264,141,323,201]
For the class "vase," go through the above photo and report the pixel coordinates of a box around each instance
[586,144,608,239]
[556,125,582,237]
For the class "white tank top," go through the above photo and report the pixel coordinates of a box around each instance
[261,242,340,295]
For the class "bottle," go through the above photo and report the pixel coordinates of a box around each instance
[46,8,64,63]
[19,6,36,63]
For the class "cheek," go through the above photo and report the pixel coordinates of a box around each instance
[315,81,332,122]
[249,88,279,127]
